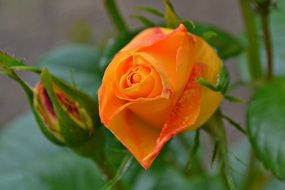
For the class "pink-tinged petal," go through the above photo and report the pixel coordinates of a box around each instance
[120,28,171,52]
[142,64,203,169]
[186,36,223,130]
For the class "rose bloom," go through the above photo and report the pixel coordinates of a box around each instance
[98,24,222,169]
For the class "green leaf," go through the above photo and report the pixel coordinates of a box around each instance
[183,21,243,59]
[38,45,101,96]
[0,112,104,190]
[247,78,285,180]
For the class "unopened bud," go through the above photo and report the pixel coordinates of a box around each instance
[32,69,98,147]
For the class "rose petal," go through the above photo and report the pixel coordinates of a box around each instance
[187,36,223,130]
[99,25,223,170]
[128,97,172,128]
[137,25,189,90]
[99,52,130,125]
[142,64,203,169]
[174,35,196,101]
[121,28,172,52]
[107,109,160,170]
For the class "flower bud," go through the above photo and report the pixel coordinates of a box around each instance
[32,69,98,147]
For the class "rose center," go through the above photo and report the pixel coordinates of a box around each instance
[130,73,142,84]
[123,65,151,88]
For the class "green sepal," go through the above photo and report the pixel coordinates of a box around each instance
[135,6,164,18]
[221,114,247,135]
[224,95,247,104]
[0,51,25,67]
[31,105,65,146]
[132,15,156,28]
[197,65,230,95]
[163,0,181,28]
[183,20,244,59]
[203,110,236,190]
[40,69,95,147]
[184,130,200,173]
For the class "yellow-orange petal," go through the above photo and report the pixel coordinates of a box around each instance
[106,109,160,169]
[186,35,223,130]
[98,52,131,125]
[114,56,164,100]
[174,34,196,102]
[137,25,189,89]
[128,96,172,128]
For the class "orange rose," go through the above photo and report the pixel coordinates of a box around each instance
[98,24,222,169]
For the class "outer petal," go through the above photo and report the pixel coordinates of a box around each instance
[98,52,130,124]
[140,36,223,168]
[121,27,172,52]
[142,64,203,168]
[107,108,160,170]
[187,35,223,130]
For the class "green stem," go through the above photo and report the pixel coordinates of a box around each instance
[103,0,128,33]
[0,68,34,106]
[242,152,255,190]
[259,1,273,80]
[239,0,263,80]
[10,66,42,74]
[240,1,273,189]
[242,152,271,190]
[73,132,125,190]
[101,154,132,190]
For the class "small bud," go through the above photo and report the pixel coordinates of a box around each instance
[32,69,98,147]
[34,82,63,142]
